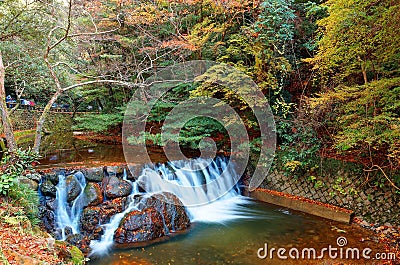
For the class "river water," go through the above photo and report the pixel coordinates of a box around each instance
[88,200,384,265]
[38,136,386,265]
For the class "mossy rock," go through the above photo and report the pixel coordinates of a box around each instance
[54,241,86,265]
[70,246,85,265]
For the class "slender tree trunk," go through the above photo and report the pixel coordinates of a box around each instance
[361,64,368,85]
[33,48,64,153]
[33,90,62,154]
[0,51,17,152]
[358,56,368,84]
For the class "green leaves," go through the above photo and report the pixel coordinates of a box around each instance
[307,0,400,86]
[309,77,400,169]
[0,148,39,195]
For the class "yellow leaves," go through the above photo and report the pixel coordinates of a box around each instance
[284,160,301,172]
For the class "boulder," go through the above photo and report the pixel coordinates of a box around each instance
[40,180,57,197]
[18,176,38,190]
[38,205,56,233]
[104,176,132,199]
[45,197,56,211]
[46,172,60,185]
[80,197,127,239]
[139,192,190,232]
[83,182,103,207]
[115,166,125,178]
[84,167,105,182]
[65,175,82,202]
[65,234,91,255]
[114,208,165,244]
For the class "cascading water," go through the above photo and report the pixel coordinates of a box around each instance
[137,156,253,222]
[55,171,86,239]
[52,156,253,255]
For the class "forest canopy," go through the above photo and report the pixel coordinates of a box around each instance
[0,0,399,188]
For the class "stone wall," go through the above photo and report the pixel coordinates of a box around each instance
[8,110,74,131]
[258,159,400,226]
[11,109,72,131]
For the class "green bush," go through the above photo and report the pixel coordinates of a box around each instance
[0,148,40,224]
[308,78,400,170]
[274,117,321,178]
[0,148,40,195]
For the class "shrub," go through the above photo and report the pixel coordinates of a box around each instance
[0,148,40,195]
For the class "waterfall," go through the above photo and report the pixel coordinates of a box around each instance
[89,187,140,254]
[51,156,252,255]
[89,156,252,255]
[55,171,86,239]
[137,156,253,222]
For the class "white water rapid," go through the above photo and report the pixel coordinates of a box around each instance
[53,157,253,255]
[55,171,87,239]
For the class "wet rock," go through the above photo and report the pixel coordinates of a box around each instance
[66,175,82,202]
[80,197,127,239]
[25,172,42,183]
[105,176,132,199]
[18,176,38,190]
[65,234,91,254]
[83,182,103,207]
[46,172,60,185]
[84,168,104,182]
[38,205,56,233]
[65,226,73,238]
[116,166,125,178]
[80,207,100,235]
[114,208,165,244]
[45,197,56,211]
[106,166,125,178]
[139,192,190,232]
[40,180,57,197]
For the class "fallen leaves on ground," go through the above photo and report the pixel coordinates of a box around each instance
[0,199,72,265]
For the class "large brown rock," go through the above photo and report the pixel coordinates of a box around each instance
[83,182,103,207]
[114,208,165,244]
[65,175,82,202]
[104,176,132,199]
[113,192,190,245]
[80,197,127,240]
[139,192,190,232]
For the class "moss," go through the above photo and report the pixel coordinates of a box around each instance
[55,241,86,265]
[70,246,85,265]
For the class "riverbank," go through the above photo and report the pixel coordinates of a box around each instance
[0,198,84,265]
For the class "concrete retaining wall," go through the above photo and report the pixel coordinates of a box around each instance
[248,188,354,223]
[257,165,399,226]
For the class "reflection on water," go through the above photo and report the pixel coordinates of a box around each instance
[33,132,170,168]
[35,132,203,168]
[88,201,385,265]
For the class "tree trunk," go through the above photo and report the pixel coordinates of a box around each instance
[0,51,17,152]
[33,89,62,154]
[360,60,368,85]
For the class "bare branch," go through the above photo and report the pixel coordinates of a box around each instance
[364,165,400,191]
[46,0,73,53]
[52,61,112,79]
[62,78,191,93]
